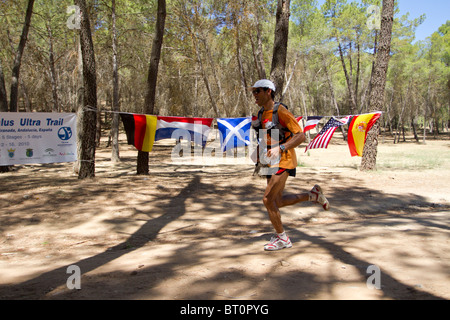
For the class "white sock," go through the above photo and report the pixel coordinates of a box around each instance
[278,232,288,241]
[308,191,317,202]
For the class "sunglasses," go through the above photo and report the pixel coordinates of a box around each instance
[252,88,269,95]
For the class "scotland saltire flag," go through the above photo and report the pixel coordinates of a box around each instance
[217,117,252,152]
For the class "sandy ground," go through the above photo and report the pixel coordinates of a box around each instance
[0,133,449,300]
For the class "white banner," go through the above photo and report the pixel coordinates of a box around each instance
[0,112,77,166]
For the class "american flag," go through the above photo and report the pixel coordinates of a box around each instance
[305,117,347,152]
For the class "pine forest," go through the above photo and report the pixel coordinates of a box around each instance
[0,0,449,139]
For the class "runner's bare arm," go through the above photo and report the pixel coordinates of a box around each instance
[267,132,305,157]
[284,131,305,150]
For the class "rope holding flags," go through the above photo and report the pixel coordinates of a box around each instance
[118,110,383,158]
[0,109,382,166]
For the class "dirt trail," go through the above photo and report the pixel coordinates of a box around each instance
[0,137,449,300]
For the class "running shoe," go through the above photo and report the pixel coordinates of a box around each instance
[264,235,293,251]
[309,184,330,210]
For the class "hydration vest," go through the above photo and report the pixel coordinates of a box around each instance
[252,102,293,145]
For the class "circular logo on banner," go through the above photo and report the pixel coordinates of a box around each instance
[58,127,73,141]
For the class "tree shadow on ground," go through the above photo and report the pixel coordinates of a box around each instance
[0,168,447,300]
[0,174,201,299]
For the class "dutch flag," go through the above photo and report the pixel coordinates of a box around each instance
[155,116,214,147]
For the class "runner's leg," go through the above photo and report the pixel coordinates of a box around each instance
[264,171,289,234]
[277,192,310,208]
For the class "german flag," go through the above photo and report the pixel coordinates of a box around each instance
[347,112,382,157]
[120,113,157,152]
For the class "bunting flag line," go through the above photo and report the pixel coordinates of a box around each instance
[155,116,214,147]
[118,111,382,156]
[305,117,346,152]
[217,117,252,152]
[304,116,323,132]
[120,113,157,152]
[347,112,382,157]
[338,115,352,125]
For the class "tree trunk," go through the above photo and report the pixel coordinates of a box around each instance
[270,0,290,101]
[137,150,149,175]
[321,52,346,139]
[423,109,427,144]
[256,15,267,79]
[137,0,166,175]
[0,61,8,112]
[202,37,228,116]
[395,83,409,144]
[355,40,361,108]
[360,31,378,114]
[111,0,120,163]
[9,0,34,112]
[251,5,267,80]
[0,71,11,169]
[143,0,166,116]
[282,53,300,99]
[20,79,31,112]
[76,0,98,179]
[191,33,219,118]
[386,89,394,135]
[447,80,450,131]
[47,24,60,112]
[447,97,450,132]
[361,0,394,171]
[411,117,419,142]
[1,0,34,172]
[338,41,357,114]
[234,13,250,116]
[96,107,102,147]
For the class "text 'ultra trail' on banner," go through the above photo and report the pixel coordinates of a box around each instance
[0,112,77,166]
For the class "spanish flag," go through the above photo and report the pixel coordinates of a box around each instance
[347,112,382,157]
[120,113,157,152]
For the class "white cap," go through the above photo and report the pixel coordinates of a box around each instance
[251,79,276,92]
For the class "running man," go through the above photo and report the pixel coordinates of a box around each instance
[250,79,330,251]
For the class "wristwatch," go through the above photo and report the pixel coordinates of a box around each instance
[279,145,286,153]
